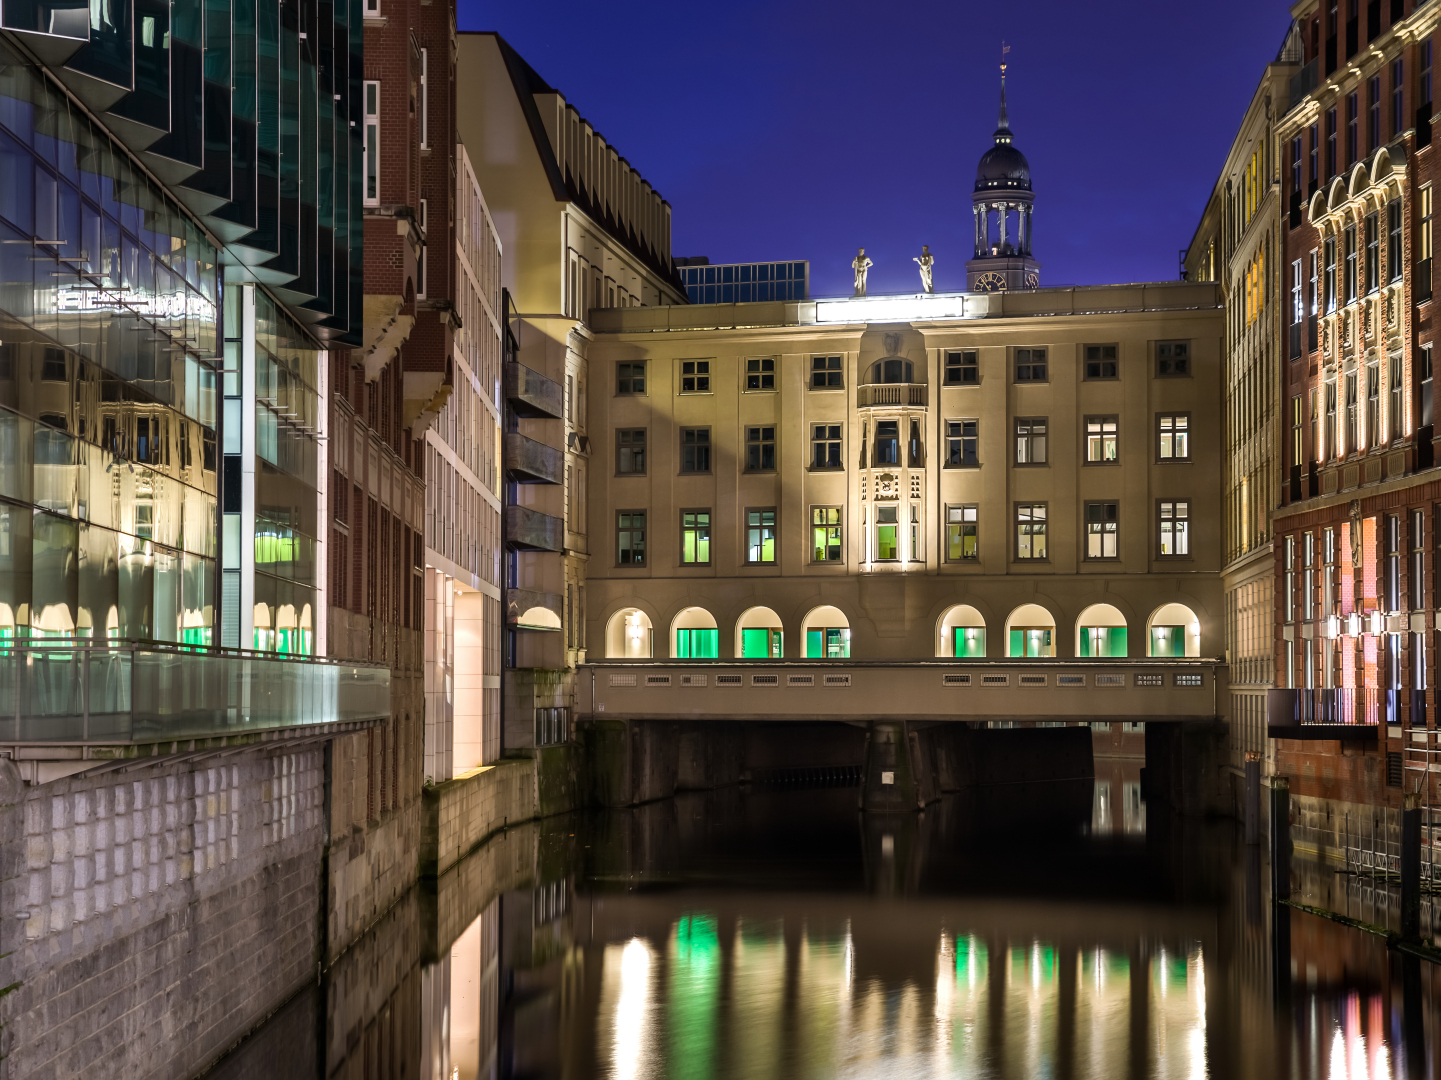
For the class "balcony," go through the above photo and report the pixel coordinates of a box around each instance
[857,383,927,408]
[0,643,390,746]
[1266,688,1386,740]
[507,588,563,631]
[579,660,1224,723]
[1287,59,1317,114]
[505,505,564,552]
[505,432,563,485]
[505,361,564,420]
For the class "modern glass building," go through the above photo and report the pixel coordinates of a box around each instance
[0,0,361,662]
[679,261,808,304]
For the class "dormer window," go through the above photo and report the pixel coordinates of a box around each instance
[871,358,913,384]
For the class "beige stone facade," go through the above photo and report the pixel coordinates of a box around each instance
[583,284,1226,668]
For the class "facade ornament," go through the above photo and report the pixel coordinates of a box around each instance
[1386,292,1396,328]
[914,245,934,293]
[875,473,900,500]
[852,248,873,296]
[1349,500,1363,569]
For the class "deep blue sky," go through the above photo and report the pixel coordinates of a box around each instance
[458,1,1291,298]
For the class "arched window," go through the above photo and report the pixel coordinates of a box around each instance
[736,606,784,658]
[605,607,654,658]
[937,604,987,657]
[1005,603,1056,658]
[801,605,850,658]
[671,606,718,658]
[1076,603,1127,658]
[1147,603,1201,657]
[870,358,913,384]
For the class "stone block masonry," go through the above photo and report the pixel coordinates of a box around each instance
[0,748,326,1080]
[421,759,538,878]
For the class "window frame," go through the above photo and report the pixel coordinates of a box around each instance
[1155,340,1192,378]
[1015,502,1049,561]
[810,354,843,390]
[745,356,776,392]
[615,428,646,476]
[745,425,776,472]
[678,427,712,475]
[616,510,647,567]
[874,503,900,561]
[1083,343,1119,380]
[1388,200,1403,283]
[945,418,979,468]
[419,47,429,150]
[616,361,646,395]
[944,349,979,386]
[1014,347,1048,383]
[1084,500,1120,560]
[946,504,979,561]
[1364,211,1379,295]
[679,508,712,566]
[363,80,380,207]
[1157,412,1190,462]
[1084,415,1119,465]
[679,359,712,394]
[744,507,777,565]
[1014,416,1048,466]
[1157,499,1192,559]
[810,506,843,563]
[810,423,842,470]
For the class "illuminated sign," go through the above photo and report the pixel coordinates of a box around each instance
[56,287,216,322]
[813,292,978,324]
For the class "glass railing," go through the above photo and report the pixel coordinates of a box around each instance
[0,641,390,743]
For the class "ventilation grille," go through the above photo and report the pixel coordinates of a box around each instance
[980,674,1010,686]
[1095,674,1125,687]
[823,674,852,688]
[645,674,672,687]
[715,674,743,687]
[1134,673,1163,688]
[752,674,779,687]
[1018,674,1047,687]
[787,674,814,687]
[943,673,971,686]
[609,673,637,687]
[1173,673,1203,687]
[680,673,707,687]
[1057,674,1086,687]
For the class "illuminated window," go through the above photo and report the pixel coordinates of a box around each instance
[1085,416,1118,463]
[947,505,978,561]
[1159,500,1191,557]
[680,510,711,565]
[1085,502,1119,559]
[745,509,776,564]
[811,507,842,562]
[1015,503,1047,560]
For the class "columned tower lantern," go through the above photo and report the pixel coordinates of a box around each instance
[966,64,1041,292]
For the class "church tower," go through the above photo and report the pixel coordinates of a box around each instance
[966,64,1041,292]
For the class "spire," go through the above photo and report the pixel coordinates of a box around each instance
[996,43,1012,143]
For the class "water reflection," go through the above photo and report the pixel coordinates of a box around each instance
[206,781,1441,1080]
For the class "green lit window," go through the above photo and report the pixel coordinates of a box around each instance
[746,508,776,564]
[1079,627,1128,657]
[681,510,711,565]
[1150,626,1186,657]
[812,507,842,562]
[875,505,899,560]
[675,628,718,657]
[805,627,851,658]
[1008,627,1054,657]
[741,627,783,658]
[953,626,987,658]
[947,505,978,561]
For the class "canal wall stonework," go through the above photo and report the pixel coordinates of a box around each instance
[0,748,327,1080]
[421,758,539,877]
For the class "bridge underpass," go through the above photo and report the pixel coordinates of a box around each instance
[573,661,1229,816]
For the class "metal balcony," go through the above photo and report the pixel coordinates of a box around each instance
[505,432,563,485]
[506,588,563,631]
[505,505,564,552]
[857,383,927,408]
[0,642,390,745]
[1266,688,1384,740]
[505,361,564,420]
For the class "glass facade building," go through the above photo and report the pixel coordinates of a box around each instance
[680,261,808,304]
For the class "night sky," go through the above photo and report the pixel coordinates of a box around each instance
[458,1,1291,298]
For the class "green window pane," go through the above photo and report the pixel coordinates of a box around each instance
[825,628,850,658]
[741,628,771,658]
[877,524,897,560]
[954,627,986,658]
[676,628,718,658]
[806,629,823,658]
[1009,629,1022,657]
[1151,626,1185,657]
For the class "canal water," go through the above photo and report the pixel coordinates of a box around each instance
[205,762,1441,1080]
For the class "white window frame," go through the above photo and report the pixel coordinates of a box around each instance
[363,81,380,206]
[419,48,428,150]
[364,0,380,18]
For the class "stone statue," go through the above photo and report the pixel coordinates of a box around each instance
[852,248,873,296]
[913,245,934,293]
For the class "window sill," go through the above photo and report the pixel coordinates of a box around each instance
[743,388,778,394]
[1013,462,1050,468]
[1083,460,1120,467]
[678,471,713,477]
[943,463,981,470]
[1156,458,1192,465]
[678,391,714,397]
[615,472,646,479]
[942,381,980,389]
[743,470,778,476]
[808,386,846,392]
[808,466,845,473]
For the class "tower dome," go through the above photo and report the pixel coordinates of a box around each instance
[966,63,1041,292]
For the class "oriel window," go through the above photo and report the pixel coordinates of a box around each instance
[875,505,899,560]
[875,420,900,465]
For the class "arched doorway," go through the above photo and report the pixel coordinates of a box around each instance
[736,606,784,658]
